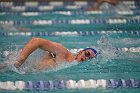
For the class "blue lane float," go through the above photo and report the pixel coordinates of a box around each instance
[25,80,65,90]
[0,79,140,90]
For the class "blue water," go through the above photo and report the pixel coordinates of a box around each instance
[0,3,140,93]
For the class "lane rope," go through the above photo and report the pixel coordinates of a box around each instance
[0,79,140,90]
[0,30,139,36]
[0,1,140,12]
[0,18,140,25]
[0,10,140,16]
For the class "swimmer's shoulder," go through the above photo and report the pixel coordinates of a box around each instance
[65,50,74,62]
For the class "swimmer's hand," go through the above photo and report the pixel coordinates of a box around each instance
[14,61,22,68]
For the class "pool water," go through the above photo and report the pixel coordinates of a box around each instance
[0,1,140,93]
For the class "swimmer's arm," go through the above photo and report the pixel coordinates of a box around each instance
[94,0,119,10]
[94,0,108,10]
[14,37,66,68]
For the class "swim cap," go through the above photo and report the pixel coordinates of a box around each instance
[83,48,97,55]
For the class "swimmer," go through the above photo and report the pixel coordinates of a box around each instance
[89,0,119,10]
[18,27,29,32]
[0,37,97,70]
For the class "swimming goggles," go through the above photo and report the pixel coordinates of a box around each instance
[81,50,95,61]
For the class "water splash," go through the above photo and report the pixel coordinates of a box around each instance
[99,2,131,12]
[90,35,140,64]
[90,36,120,64]
[0,47,26,74]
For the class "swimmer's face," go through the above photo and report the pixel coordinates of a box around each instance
[76,49,96,62]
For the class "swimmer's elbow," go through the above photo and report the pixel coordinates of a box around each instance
[31,37,40,47]
[31,37,39,42]
[31,37,49,49]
